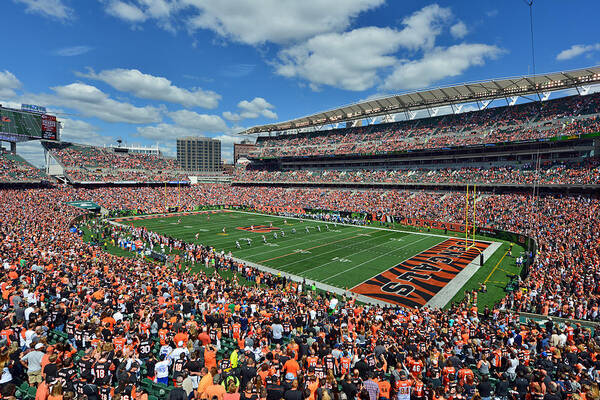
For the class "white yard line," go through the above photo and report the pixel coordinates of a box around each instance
[109,210,504,308]
[229,256,391,307]
[324,235,432,283]
[279,231,399,274]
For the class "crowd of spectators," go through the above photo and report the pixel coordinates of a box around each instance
[0,152,47,183]
[0,185,599,400]
[250,93,600,158]
[234,159,600,186]
[44,143,189,183]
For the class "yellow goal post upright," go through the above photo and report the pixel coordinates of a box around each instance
[464,184,478,251]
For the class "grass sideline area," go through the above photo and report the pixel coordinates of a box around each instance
[102,209,522,309]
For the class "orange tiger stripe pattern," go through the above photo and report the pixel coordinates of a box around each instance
[351,238,490,308]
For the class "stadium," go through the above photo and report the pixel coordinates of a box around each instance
[1,2,600,400]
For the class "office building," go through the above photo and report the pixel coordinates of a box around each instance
[177,136,221,172]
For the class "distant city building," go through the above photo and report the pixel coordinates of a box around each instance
[234,140,256,163]
[177,136,221,172]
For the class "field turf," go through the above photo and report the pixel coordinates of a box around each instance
[115,210,512,308]
[120,210,447,288]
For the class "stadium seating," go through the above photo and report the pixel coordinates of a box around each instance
[234,159,600,186]
[0,151,47,183]
[250,93,600,158]
[44,141,189,183]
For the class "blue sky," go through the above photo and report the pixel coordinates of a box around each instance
[1,0,599,166]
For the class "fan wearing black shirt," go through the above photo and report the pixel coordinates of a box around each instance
[138,334,152,360]
[342,374,359,400]
[266,375,286,400]
[93,355,112,386]
[57,357,77,392]
[173,352,188,380]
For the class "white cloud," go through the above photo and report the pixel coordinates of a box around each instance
[27,83,163,124]
[274,4,459,91]
[183,0,385,45]
[0,71,22,98]
[276,27,406,91]
[136,123,198,141]
[169,110,227,132]
[382,43,502,91]
[14,0,73,20]
[78,68,220,109]
[214,133,246,162]
[104,0,183,30]
[59,118,117,146]
[394,4,452,51]
[223,97,277,121]
[54,46,93,57]
[106,1,148,22]
[556,43,600,61]
[450,21,467,39]
[103,0,384,44]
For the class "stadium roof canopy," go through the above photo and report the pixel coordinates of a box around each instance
[242,66,600,135]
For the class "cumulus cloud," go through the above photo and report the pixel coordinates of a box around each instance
[274,4,473,91]
[184,0,385,45]
[168,110,228,131]
[556,43,600,61]
[381,43,502,90]
[59,118,117,146]
[223,97,277,121]
[78,68,220,109]
[0,71,22,98]
[23,83,163,124]
[276,27,407,91]
[103,0,384,44]
[14,0,74,21]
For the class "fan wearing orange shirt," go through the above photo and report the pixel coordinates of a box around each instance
[408,357,424,379]
[457,365,474,386]
[204,344,217,370]
[158,324,169,346]
[442,361,456,386]
[174,330,189,348]
[282,350,300,377]
[375,372,391,400]
[113,335,126,352]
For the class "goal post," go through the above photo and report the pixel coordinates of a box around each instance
[465,184,478,251]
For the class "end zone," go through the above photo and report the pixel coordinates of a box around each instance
[351,238,498,308]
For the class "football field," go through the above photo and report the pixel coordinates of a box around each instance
[115,210,501,308]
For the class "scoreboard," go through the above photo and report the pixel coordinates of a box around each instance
[0,106,59,141]
[41,114,58,140]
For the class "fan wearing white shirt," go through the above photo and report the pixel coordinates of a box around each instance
[155,354,171,385]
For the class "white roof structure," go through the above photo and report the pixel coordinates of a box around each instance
[242,66,600,135]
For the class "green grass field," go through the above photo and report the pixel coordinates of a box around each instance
[113,209,521,308]
[121,210,443,286]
